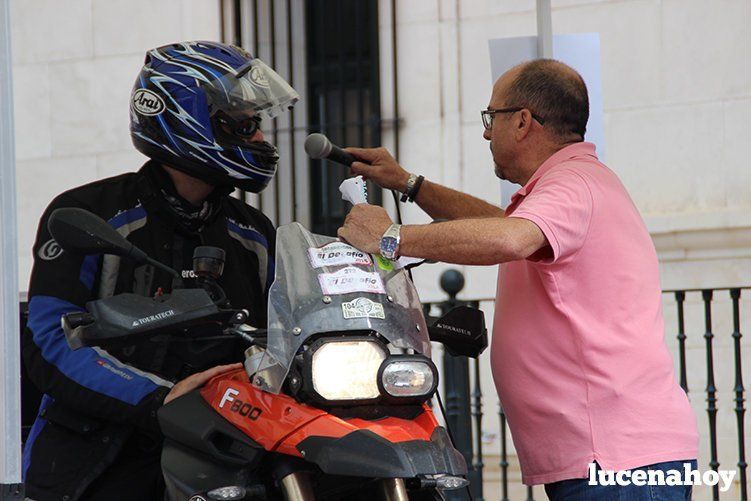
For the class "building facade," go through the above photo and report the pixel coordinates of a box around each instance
[11,1,750,498]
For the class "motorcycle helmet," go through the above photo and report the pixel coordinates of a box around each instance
[129,41,299,193]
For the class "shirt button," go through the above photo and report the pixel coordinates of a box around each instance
[102,436,110,443]
[62,495,71,501]
[163,243,171,250]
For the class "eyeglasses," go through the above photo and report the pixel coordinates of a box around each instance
[481,107,545,130]
[214,110,262,138]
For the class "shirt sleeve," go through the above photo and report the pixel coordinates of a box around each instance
[507,168,593,264]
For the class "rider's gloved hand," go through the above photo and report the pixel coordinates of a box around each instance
[164,363,243,405]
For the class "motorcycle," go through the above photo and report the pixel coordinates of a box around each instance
[50,208,488,501]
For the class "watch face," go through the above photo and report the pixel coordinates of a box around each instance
[380,236,399,258]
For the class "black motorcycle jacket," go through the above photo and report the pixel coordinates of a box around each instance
[22,161,276,501]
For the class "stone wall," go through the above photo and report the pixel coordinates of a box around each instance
[11,0,221,287]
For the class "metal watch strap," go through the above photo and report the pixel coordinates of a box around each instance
[379,223,401,260]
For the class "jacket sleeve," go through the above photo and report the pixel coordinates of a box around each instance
[22,193,172,434]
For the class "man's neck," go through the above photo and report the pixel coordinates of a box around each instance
[161,165,215,205]
[517,138,582,185]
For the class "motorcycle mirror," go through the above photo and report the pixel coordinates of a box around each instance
[49,207,146,261]
[48,207,178,277]
[427,305,488,358]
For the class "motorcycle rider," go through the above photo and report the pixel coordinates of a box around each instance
[22,41,299,500]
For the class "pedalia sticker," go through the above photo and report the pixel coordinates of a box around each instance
[308,242,373,268]
[342,297,386,319]
[249,65,270,88]
[318,266,386,295]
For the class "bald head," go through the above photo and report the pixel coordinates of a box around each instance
[496,59,589,140]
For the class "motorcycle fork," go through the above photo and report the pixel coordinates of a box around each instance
[380,478,409,501]
[280,471,315,501]
[279,474,410,501]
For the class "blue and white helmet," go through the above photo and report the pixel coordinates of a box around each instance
[130,41,299,193]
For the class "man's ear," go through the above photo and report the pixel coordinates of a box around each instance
[515,109,533,140]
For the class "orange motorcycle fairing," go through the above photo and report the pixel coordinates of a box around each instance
[200,369,441,458]
[200,369,326,456]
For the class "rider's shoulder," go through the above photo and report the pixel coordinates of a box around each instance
[221,196,275,237]
[43,171,140,219]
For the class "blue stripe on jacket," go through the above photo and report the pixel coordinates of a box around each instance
[77,205,148,290]
[226,219,269,248]
[108,204,147,231]
[22,394,53,481]
[28,295,161,406]
[226,219,275,291]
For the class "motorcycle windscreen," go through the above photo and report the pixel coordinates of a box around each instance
[253,222,430,394]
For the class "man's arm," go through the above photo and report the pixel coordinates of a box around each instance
[401,217,546,265]
[409,178,505,220]
[338,204,547,266]
[346,147,504,220]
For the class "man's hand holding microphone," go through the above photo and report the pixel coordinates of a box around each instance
[304,133,412,194]
[304,134,414,256]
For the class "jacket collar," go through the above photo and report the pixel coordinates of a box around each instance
[136,161,229,234]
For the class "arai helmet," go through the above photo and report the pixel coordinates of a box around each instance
[130,41,299,193]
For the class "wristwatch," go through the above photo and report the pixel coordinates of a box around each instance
[379,223,402,260]
[400,173,418,202]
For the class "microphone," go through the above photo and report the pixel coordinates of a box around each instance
[304,133,357,166]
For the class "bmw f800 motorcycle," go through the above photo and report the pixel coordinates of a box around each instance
[51,209,487,501]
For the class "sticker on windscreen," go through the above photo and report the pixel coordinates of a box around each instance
[318,266,386,295]
[249,65,270,88]
[308,242,373,268]
[342,297,386,319]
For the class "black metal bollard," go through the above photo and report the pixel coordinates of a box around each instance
[439,269,483,500]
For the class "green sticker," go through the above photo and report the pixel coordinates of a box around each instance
[374,254,394,272]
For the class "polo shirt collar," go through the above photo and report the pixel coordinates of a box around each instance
[511,141,597,200]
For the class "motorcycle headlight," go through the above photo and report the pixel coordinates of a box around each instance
[379,356,438,399]
[307,338,388,402]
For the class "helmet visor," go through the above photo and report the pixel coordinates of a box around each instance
[202,58,299,121]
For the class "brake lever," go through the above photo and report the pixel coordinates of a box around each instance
[224,323,268,347]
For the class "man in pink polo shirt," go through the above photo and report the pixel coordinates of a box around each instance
[338,59,698,499]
